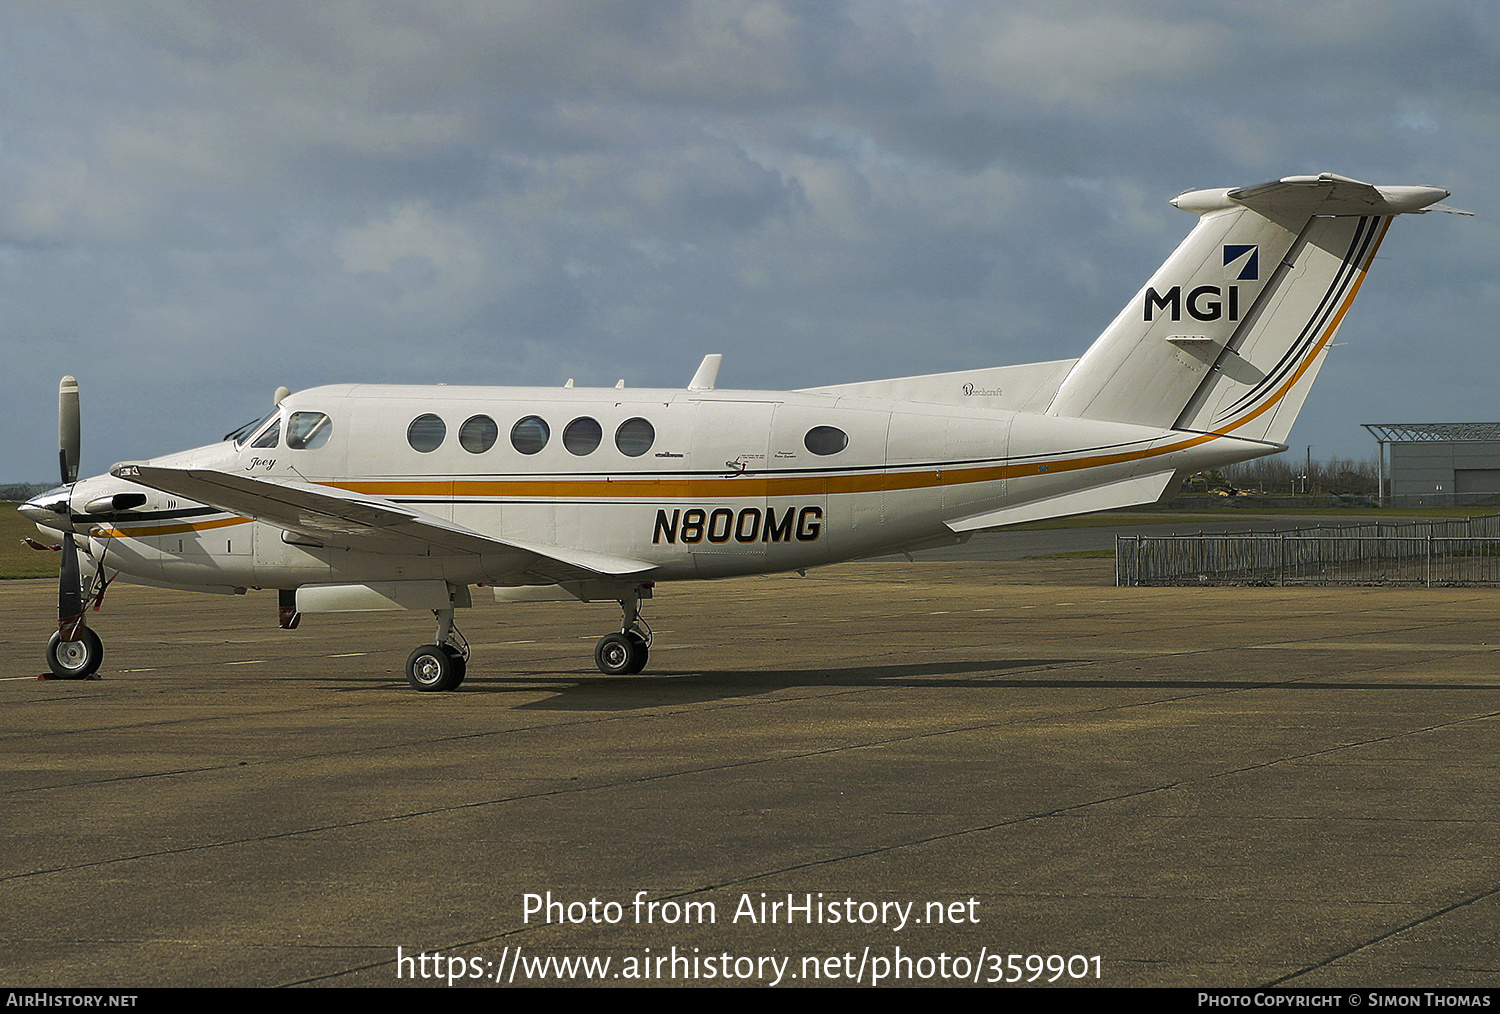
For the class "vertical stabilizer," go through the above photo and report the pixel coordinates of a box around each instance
[1046,174,1451,442]
[1173,214,1388,444]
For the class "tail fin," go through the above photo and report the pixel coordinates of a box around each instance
[1046,173,1453,444]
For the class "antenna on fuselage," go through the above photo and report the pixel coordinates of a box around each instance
[688,354,722,391]
[615,379,625,389]
[564,379,574,388]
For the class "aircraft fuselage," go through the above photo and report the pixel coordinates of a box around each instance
[52,382,1265,594]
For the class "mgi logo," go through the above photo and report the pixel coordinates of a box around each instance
[1143,244,1258,322]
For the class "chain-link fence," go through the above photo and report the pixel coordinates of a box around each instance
[1117,515,1500,586]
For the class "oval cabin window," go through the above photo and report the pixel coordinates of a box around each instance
[803,425,848,456]
[614,417,655,457]
[510,416,550,454]
[459,415,498,453]
[407,414,446,452]
[563,417,602,456]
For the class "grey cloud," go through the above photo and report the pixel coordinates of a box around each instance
[1,0,1496,481]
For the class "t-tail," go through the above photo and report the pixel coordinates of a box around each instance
[1046,173,1465,445]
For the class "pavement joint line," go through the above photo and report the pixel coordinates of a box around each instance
[1247,642,1500,651]
[1266,879,1500,987]
[674,780,1187,895]
[1206,708,1500,782]
[4,764,241,794]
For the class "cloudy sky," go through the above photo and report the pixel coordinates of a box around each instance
[3,0,1496,482]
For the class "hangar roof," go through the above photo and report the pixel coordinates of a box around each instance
[1363,423,1500,443]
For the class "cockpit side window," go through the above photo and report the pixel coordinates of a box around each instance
[286,412,332,450]
[250,417,281,449]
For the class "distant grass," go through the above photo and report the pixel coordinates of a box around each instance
[1006,512,1224,531]
[1153,505,1491,518]
[1007,505,1493,530]
[1,502,63,579]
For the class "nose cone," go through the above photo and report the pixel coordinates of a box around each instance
[19,486,74,531]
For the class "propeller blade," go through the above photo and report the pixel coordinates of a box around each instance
[59,376,80,486]
[54,376,86,640]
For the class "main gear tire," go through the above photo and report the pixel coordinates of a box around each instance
[406,644,464,691]
[594,632,648,675]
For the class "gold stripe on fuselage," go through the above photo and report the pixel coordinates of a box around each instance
[91,515,252,539]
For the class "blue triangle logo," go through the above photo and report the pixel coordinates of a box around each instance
[1224,244,1258,281]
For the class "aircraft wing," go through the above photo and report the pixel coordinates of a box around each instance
[109,464,655,582]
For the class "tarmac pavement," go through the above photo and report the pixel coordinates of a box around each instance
[2,559,1497,988]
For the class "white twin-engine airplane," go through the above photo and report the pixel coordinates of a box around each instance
[22,173,1465,690]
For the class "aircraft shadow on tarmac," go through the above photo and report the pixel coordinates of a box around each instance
[339,658,1500,711]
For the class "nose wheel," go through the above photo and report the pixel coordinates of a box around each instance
[46,628,104,680]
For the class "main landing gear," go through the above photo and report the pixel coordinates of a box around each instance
[405,606,470,692]
[402,583,654,690]
[594,590,651,676]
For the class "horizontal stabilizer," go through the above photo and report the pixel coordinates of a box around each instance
[945,469,1178,532]
[1174,172,1452,218]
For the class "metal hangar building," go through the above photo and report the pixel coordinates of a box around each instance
[1364,422,1500,507]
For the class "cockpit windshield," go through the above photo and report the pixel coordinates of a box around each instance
[225,408,278,447]
[250,417,281,449]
